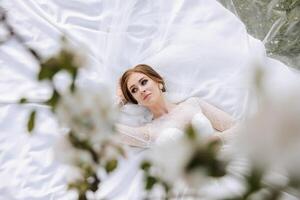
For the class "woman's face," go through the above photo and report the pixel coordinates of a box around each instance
[127,72,162,107]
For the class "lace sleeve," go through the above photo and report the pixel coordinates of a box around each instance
[115,123,153,148]
[198,99,236,132]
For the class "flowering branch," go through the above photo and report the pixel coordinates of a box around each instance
[0,8,124,199]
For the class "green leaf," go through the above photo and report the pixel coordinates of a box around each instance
[185,124,197,140]
[140,161,151,172]
[247,168,263,193]
[185,149,206,171]
[105,159,118,173]
[19,98,27,104]
[70,69,78,92]
[289,177,300,188]
[46,89,60,110]
[207,138,221,152]
[70,80,76,93]
[38,58,60,81]
[116,146,126,157]
[209,159,227,178]
[241,168,264,199]
[27,110,36,133]
[78,193,88,200]
[59,49,80,74]
[145,175,157,191]
[162,181,170,195]
[68,180,89,200]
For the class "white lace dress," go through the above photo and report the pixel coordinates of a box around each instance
[116,97,216,148]
[96,97,217,199]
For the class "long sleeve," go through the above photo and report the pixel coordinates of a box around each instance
[115,123,152,148]
[198,99,236,132]
[194,98,238,144]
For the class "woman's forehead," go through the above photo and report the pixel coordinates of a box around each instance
[127,72,148,86]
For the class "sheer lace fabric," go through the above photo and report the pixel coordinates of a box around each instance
[115,97,221,147]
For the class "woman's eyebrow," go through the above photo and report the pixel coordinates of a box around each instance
[129,77,145,90]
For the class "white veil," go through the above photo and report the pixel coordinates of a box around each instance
[3,0,295,125]
[115,0,268,127]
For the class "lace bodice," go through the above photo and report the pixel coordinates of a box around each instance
[116,97,216,147]
[146,97,208,138]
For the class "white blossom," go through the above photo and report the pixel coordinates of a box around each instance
[102,145,120,160]
[234,68,300,180]
[146,122,223,190]
[53,134,94,166]
[191,113,214,139]
[61,38,87,68]
[183,168,212,188]
[55,84,118,145]
[147,129,193,185]
[147,128,214,189]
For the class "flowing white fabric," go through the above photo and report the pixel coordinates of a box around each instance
[0,0,299,199]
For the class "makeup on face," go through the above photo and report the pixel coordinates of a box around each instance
[127,73,161,105]
[129,77,148,94]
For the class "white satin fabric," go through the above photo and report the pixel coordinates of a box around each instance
[0,0,298,199]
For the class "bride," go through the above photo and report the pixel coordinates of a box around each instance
[115,64,237,148]
[96,64,240,199]
[94,0,296,197]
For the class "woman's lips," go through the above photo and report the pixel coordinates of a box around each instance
[143,93,151,100]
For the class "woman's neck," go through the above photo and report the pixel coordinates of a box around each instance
[148,98,176,119]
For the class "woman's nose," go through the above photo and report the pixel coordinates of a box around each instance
[139,86,146,94]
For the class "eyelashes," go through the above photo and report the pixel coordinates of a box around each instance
[131,79,148,93]
[141,79,148,85]
[131,88,137,93]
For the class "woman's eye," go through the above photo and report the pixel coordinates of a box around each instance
[131,88,137,93]
[141,79,148,85]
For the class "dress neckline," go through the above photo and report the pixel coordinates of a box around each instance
[150,99,189,122]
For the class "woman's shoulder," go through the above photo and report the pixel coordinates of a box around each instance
[182,96,204,105]
[174,97,204,112]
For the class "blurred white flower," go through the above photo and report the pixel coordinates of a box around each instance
[147,130,194,185]
[98,141,124,165]
[155,128,184,146]
[191,113,214,139]
[146,123,225,190]
[55,84,118,145]
[54,134,94,166]
[65,166,84,183]
[183,167,212,188]
[234,67,300,180]
[147,128,216,190]
[60,37,88,68]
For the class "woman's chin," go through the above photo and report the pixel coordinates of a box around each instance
[142,99,154,107]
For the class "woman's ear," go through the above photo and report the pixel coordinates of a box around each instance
[159,83,163,90]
